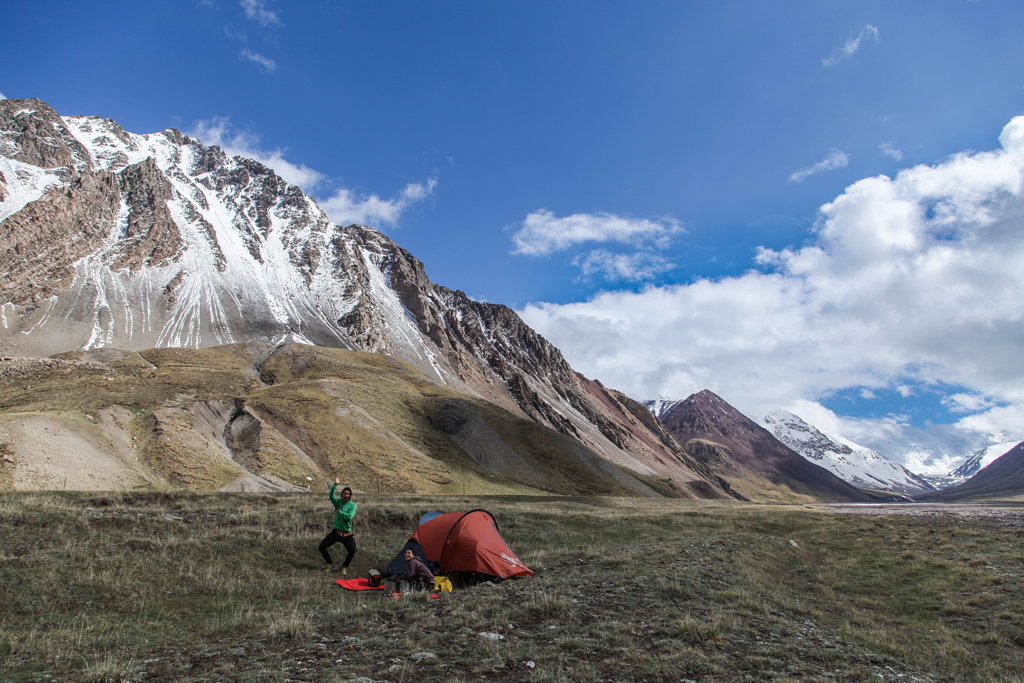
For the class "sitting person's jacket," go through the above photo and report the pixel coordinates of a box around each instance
[402,556,435,584]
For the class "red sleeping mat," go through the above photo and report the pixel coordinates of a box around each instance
[335,578,384,591]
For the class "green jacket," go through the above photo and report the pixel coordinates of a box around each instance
[329,483,357,533]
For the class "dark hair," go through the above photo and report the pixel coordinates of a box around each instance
[341,486,353,496]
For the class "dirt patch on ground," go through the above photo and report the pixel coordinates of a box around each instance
[0,413,152,490]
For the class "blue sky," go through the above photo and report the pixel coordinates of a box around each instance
[3,0,1024,461]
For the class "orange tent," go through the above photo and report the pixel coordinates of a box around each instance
[388,509,534,579]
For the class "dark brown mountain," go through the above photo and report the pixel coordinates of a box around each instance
[917,441,1024,502]
[656,390,880,503]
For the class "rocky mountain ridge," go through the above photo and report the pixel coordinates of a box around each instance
[0,97,726,498]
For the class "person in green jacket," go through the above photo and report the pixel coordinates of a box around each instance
[319,477,357,573]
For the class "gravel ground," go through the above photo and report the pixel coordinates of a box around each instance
[826,502,1024,527]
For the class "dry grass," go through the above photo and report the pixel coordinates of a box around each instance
[3,493,1024,682]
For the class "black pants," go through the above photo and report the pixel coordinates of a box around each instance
[319,530,356,567]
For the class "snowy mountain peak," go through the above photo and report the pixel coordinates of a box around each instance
[644,398,682,420]
[758,410,934,495]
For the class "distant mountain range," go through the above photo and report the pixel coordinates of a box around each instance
[649,398,1024,498]
[834,420,1016,487]
[644,392,889,503]
[919,442,1024,502]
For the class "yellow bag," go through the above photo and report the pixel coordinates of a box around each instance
[433,575,453,593]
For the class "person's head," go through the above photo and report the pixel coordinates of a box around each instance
[404,549,415,562]
[340,486,352,502]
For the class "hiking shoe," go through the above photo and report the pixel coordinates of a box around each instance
[341,567,348,576]
[323,564,336,573]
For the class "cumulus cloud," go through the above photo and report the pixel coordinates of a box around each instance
[511,210,682,256]
[319,178,438,228]
[240,48,277,71]
[190,117,325,190]
[788,149,849,183]
[572,250,676,282]
[519,115,1024,462]
[823,25,879,67]
[0,90,6,100]
[241,0,280,27]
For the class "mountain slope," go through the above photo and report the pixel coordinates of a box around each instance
[0,343,672,496]
[948,442,1023,482]
[757,410,934,495]
[0,98,728,498]
[918,441,1024,502]
[646,392,880,503]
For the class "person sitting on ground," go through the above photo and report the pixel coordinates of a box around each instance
[400,548,435,593]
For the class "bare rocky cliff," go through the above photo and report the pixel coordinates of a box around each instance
[0,97,730,498]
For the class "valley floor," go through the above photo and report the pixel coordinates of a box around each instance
[828,502,1024,524]
[2,493,1023,682]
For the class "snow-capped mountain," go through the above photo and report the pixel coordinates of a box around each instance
[756,410,935,495]
[920,441,1024,502]
[0,97,728,499]
[949,442,1023,483]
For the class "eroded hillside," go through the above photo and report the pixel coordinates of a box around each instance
[0,343,705,497]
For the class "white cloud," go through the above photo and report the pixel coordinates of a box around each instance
[511,210,682,256]
[190,117,325,190]
[823,25,880,67]
[788,149,848,183]
[0,90,6,100]
[572,250,676,282]
[943,392,997,414]
[241,0,280,27]
[319,178,438,228]
[880,142,903,161]
[240,48,277,71]
[519,115,1024,459]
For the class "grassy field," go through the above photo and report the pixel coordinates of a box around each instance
[2,493,1023,683]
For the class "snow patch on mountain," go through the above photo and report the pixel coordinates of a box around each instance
[756,410,934,495]
[0,157,63,222]
[644,398,681,420]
